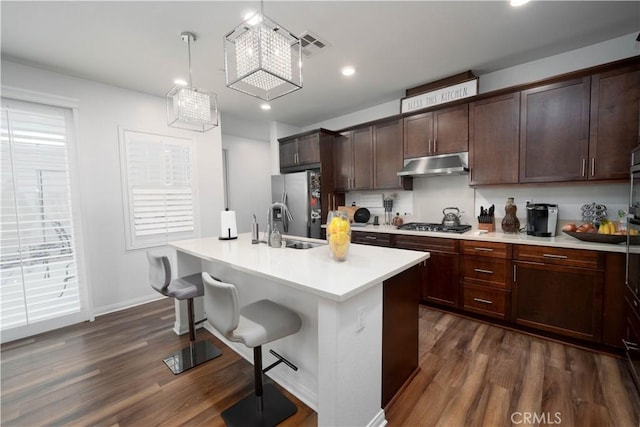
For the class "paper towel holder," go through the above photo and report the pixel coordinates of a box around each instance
[219,208,238,241]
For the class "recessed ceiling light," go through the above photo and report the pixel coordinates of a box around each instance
[173,78,188,86]
[244,10,262,25]
[261,103,271,110]
[341,66,356,76]
[510,0,530,6]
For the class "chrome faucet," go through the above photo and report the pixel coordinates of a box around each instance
[267,202,293,246]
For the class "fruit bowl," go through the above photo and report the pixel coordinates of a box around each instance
[563,231,629,244]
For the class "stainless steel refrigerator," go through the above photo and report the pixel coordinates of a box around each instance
[271,170,321,239]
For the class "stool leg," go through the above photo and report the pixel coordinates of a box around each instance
[254,346,264,412]
[161,297,222,375]
[221,346,298,426]
[187,298,196,343]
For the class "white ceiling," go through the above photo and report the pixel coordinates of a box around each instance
[2,1,639,138]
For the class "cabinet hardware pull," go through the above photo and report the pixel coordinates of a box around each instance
[474,268,494,274]
[473,297,493,305]
[474,247,494,252]
[543,253,568,259]
[591,157,595,177]
[434,139,437,153]
[623,339,640,351]
[581,158,586,177]
[513,265,517,282]
[365,236,377,240]
[428,139,432,154]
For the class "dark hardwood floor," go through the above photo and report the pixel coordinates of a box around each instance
[2,299,639,426]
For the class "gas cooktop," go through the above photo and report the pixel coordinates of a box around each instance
[397,222,472,233]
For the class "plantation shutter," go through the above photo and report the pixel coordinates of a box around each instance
[1,99,87,337]
[120,129,197,249]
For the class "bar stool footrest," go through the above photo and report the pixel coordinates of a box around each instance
[222,383,297,427]
[162,340,222,375]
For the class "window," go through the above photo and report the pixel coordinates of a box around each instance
[1,95,90,342]
[119,128,198,249]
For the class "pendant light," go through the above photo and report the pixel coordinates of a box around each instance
[224,1,302,101]
[167,31,218,132]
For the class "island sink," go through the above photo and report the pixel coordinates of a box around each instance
[285,240,325,250]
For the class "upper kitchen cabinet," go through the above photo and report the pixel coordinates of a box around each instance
[403,104,469,159]
[334,127,373,191]
[469,92,520,185]
[335,119,410,192]
[519,77,591,183]
[279,129,340,173]
[588,63,640,180]
[374,119,404,189]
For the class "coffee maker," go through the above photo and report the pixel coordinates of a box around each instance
[526,203,559,237]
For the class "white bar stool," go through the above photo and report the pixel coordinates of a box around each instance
[147,253,222,374]
[202,272,302,427]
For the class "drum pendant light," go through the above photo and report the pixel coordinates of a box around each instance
[167,32,218,132]
[224,1,303,101]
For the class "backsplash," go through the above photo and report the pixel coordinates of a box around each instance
[475,182,629,224]
[344,176,629,227]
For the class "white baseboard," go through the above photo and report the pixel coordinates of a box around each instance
[367,409,388,427]
[94,294,165,317]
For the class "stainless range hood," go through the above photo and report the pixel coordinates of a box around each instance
[397,152,469,177]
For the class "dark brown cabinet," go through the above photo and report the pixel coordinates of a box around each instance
[351,231,392,247]
[333,128,373,191]
[278,132,320,171]
[469,93,520,185]
[334,132,353,192]
[335,120,406,191]
[519,77,591,183]
[374,119,404,189]
[403,104,469,159]
[394,235,459,308]
[460,241,511,320]
[589,64,640,180]
[512,245,604,342]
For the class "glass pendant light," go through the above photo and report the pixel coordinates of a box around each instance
[224,2,302,101]
[167,31,218,132]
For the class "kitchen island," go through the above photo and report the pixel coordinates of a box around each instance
[170,233,429,427]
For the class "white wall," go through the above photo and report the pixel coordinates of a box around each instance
[221,134,272,233]
[300,32,639,226]
[1,60,225,316]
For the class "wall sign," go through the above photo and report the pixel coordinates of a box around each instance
[401,78,478,113]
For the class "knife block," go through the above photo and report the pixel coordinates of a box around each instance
[477,222,495,232]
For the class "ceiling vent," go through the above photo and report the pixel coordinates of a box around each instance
[298,31,329,57]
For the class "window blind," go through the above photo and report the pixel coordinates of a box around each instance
[121,130,196,249]
[1,104,81,330]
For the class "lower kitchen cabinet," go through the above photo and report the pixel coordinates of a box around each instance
[460,241,511,320]
[351,231,392,247]
[395,235,459,308]
[512,260,604,342]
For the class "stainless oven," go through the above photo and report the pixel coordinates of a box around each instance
[624,146,640,391]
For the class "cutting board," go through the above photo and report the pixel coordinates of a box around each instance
[337,206,359,223]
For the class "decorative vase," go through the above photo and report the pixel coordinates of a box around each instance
[326,210,351,261]
[501,197,520,234]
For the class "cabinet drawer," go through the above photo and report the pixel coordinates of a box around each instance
[352,231,391,247]
[395,235,458,253]
[461,257,509,289]
[462,283,508,319]
[461,240,509,259]
[513,245,603,269]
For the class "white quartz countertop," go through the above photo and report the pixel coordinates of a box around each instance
[349,224,635,254]
[170,233,429,302]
